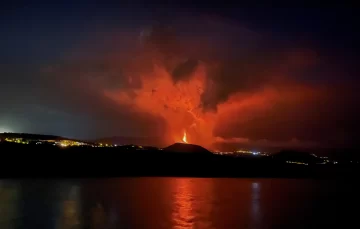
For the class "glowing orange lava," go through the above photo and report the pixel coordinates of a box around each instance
[182,131,188,143]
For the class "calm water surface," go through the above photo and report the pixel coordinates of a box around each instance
[0,178,358,229]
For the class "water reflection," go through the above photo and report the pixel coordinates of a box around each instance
[172,179,195,229]
[171,178,214,229]
[90,203,106,229]
[250,182,261,229]
[0,178,358,229]
[56,185,82,229]
[0,181,21,229]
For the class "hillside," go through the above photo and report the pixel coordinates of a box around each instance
[163,143,212,154]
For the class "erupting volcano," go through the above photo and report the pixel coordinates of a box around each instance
[104,60,217,148]
[85,18,330,150]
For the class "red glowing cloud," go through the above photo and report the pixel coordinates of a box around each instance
[43,14,358,149]
[102,47,319,149]
[104,61,216,147]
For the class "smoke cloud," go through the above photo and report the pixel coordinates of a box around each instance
[2,13,358,150]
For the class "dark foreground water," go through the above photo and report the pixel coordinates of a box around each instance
[1,178,359,229]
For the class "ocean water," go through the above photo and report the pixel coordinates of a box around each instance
[0,178,358,229]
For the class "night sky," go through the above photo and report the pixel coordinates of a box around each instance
[1,2,359,150]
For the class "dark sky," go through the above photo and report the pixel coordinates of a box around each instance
[1,2,359,150]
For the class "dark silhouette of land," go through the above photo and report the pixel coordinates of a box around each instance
[0,132,73,141]
[164,143,212,154]
[94,136,165,147]
[1,133,359,178]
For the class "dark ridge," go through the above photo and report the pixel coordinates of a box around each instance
[0,132,71,141]
[1,141,359,179]
[163,143,212,154]
[272,150,322,164]
[94,136,165,147]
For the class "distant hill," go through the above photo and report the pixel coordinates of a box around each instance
[272,150,321,164]
[0,132,65,140]
[328,148,360,161]
[163,143,212,154]
[1,133,166,146]
[94,136,166,147]
[0,132,86,143]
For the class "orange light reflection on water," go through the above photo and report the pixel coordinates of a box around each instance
[172,179,194,229]
[171,178,214,229]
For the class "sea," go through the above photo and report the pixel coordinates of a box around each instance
[0,178,358,229]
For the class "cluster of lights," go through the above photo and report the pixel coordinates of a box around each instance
[236,150,254,154]
[57,140,86,147]
[236,149,268,156]
[4,138,28,144]
[286,161,308,165]
[214,150,268,156]
[2,137,123,148]
[2,137,90,148]
[96,143,120,147]
[215,151,235,155]
[98,143,112,147]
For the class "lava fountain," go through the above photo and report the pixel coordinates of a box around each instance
[182,131,188,144]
